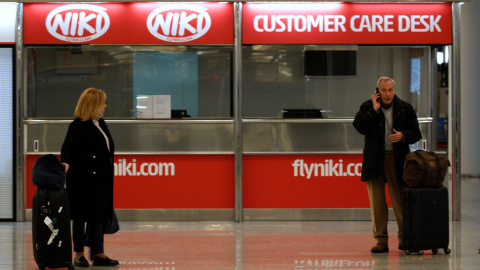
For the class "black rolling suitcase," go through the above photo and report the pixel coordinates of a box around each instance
[32,187,74,270]
[403,186,451,255]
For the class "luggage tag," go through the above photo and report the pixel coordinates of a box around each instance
[47,229,59,245]
[44,216,55,232]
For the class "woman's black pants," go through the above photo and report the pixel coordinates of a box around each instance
[72,220,104,258]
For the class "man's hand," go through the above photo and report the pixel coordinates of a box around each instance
[389,128,404,143]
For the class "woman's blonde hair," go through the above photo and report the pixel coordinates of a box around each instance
[73,88,106,121]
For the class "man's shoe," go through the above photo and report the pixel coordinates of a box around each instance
[398,244,405,250]
[371,244,389,253]
[74,256,90,267]
[92,256,120,266]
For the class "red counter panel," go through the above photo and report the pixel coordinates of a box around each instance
[26,154,235,209]
[26,154,393,210]
[243,154,392,209]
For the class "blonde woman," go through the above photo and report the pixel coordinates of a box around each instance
[61,88,118,267]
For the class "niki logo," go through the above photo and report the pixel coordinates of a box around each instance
[45,4,110,42]
[147,4,211,42]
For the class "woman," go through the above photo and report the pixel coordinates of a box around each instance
[61,88,119,267]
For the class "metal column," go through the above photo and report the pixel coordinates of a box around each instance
[15,3,24,222]
[451,3,461,221]
[234,2,243,222]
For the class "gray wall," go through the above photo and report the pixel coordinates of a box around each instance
[461,1,480,176]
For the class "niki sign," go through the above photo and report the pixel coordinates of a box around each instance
[243,2,452,44]
[45,4,110,42]
[146,4,212,42]
[23,2,233,44]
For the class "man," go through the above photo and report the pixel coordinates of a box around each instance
[353,77,421,253]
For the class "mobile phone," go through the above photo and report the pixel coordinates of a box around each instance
[375,87,380,102]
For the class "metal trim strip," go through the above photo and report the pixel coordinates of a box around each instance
[243,117,433,123]
[24,119,234,124]
[24,118,432,124]
[243,208,396,221]
[243,152,363,155]
[24,208,393,221]
[25,152,235,155]
[25,209,235,221]
[11,0,472,3]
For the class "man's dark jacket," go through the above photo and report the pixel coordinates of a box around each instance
[353,95,422,182]
[61,118,115,222]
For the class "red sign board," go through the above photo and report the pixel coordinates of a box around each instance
[23,2,234,45]
[26,154,392,209]
[243,154,392,208]
[243,2,452,44]
[26,154,235,209]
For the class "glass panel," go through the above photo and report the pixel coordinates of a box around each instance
[26,46,233,119]
[242,46,431,118]
[435,46,450,148]
[0,47,13,219]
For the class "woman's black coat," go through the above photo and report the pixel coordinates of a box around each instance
[353,95,422,182]
[61,118,115,222]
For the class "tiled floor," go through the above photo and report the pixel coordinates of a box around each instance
[1,178,479,270]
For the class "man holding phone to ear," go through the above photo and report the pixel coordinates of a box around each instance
[353,77,422,253]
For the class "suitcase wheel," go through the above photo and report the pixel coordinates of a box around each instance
[406,248,450,255]
[406,250,424,255]
[67,262,75,270]
[404,249,424,255]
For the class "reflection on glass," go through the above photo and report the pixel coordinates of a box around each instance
[242,46,431,118]
[26,46,233,119]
